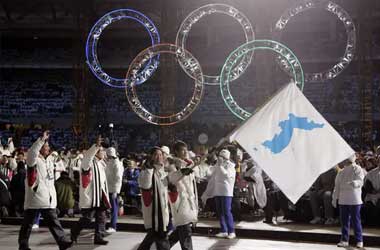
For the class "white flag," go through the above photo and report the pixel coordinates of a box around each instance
[230,82,354,204]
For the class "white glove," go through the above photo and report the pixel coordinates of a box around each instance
[332,199,337,208]
[347,180,361,188]
[112,193,117,199]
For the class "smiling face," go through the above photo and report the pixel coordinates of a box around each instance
[151,149,164,165]
[95,147,106,160]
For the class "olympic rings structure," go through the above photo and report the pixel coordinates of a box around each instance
[86,1,356,125]
[176,4,255,86]
[85,9,160,88]
[220,40,304,121]
[125,44,204,126]
[273,0,356,82]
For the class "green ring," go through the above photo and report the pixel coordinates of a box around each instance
[220,39,304,120]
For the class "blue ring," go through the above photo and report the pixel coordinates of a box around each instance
[85,9,160,88]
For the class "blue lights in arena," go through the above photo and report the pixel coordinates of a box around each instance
[85,9,161,88]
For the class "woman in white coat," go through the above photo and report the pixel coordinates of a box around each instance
[18,131,72,250]
[70,137,110,245]
[332,156,365,248]
[137,147,170,250]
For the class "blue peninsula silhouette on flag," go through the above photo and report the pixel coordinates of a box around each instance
[262,113,324,154]
[229,82,354,204]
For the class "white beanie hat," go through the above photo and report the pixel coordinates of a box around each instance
[161,146,170,156]
[106,147,117,158]
[188,150,196,159]
[219,149,231,160]
[349,154,357,163]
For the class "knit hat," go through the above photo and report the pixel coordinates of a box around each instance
[219,149,230,160]
[161,146,170,156]
[106,147,117,158]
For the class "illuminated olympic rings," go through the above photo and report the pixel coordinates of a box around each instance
[220,40,304,120]
[86,2,355,124]
[273,0,356,82]
[125,44,204,125]
[86,9,160,88]
[176,4,255,85]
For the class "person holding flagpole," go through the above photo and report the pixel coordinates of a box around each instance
[205,149,236,239]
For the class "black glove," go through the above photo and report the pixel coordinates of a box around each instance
[180,168,193,176]
[244,176,255,183]
[168,183,177,193]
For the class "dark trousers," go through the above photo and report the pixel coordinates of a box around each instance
[264,191,289,221]
[339,205,363,243]
[215,196,234,234]
[362,201,380,226]
[169,223,193,250]
[18,209,67,250]
[137,229,170,250]
[109,194,118,229]
[71,207,106,241]
[310,190,334,219]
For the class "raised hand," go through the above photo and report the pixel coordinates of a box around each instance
[96,136,104,147]
[42,131,50,141]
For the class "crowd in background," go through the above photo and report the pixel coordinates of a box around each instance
[0,130,379,230]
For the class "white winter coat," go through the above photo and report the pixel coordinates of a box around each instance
[79,145,109,209]
[138,166,169,232]
[201,158,236,204]
[47,155,66,181]
[24,138,57,209]
[0,139,15,156]
[244,165,267,208]
[332,163,365,205]
[66,155,82,180]
[105,158,123,194]
[168,158,198,226]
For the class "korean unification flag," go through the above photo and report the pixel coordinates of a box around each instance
[230,82,354,204]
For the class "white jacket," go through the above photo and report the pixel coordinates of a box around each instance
[79,145,109,209]
[106,158,123,194]
[24,138,57,209]
[244,165,267,208]
[66,155,82,180]
[138,166,169,232]
[211,158,236,197]
[0,139,15,156]
[201,158,236,205]
[168,158,198,226]
[332,163,365,205]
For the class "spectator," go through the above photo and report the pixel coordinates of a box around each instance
[9,162,26,217]
[122,158,141,209]
[55,171,75,218]
[243,159,267,213]
[362,161,380,226]
[309,167,339,225]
